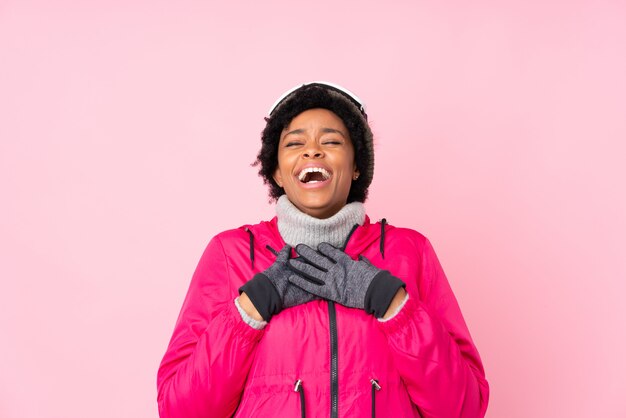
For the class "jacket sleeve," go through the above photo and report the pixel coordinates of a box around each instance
[379,237,489,417]
[157,235,264,418]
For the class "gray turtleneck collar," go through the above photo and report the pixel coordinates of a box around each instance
[276,195,366,249]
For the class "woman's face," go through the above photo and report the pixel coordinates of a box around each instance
[273,108,359,219]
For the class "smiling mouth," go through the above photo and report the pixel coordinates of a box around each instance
[298,167,331,184]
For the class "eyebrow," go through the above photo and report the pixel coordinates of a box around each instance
[282,128,347,139]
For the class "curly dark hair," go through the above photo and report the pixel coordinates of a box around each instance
[254,84,374,203]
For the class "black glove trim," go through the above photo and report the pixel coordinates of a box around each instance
[364,271,406,318]
[239,273,283,321]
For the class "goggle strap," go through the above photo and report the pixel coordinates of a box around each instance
[268,81,367,119]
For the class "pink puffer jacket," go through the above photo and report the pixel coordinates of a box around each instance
[157,216,489,417]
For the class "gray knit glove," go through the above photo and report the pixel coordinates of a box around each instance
[239,245,317,321]
[288,243,405,318]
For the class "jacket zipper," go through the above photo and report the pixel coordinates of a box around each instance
[325,223,360,418]
[370,379,381,418]
[294,379,305,418]
[328,301,338,418]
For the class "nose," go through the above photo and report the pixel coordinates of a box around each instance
[302,142,324,159]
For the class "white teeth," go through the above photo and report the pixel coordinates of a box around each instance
[298,167,331,182]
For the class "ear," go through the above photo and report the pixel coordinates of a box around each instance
[273,167,283,188]
[353,166,360,181]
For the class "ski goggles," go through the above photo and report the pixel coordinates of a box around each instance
[268,81,367,119]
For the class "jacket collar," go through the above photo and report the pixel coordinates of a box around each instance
[245,215,386,259]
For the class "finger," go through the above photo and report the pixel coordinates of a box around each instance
[295,244,334,272]
[317,242,345,263]
[358,254,372,265]
[288,259,326,285]
[289,275,331,298]
[276,245,292,262]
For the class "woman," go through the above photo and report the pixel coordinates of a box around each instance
[157,82,489,417]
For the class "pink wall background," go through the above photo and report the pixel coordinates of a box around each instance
[1,1,625,417]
